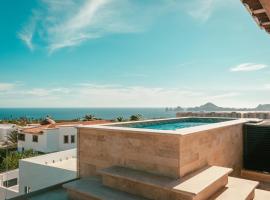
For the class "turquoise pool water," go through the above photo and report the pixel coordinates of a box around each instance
[135,121,211,130]
[117,118,233,131]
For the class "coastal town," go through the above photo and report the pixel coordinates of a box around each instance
[1,0,270,199]
[0,108,270,199]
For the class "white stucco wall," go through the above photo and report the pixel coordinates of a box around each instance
[58,126,77,151]
[18,149,77,195]
[18,126,78,153]
[46,130,60,152]
[18,133,47,153]
[0,170,19,199]
[18,129,59,153]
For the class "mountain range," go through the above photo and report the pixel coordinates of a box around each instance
[166,102,270,112]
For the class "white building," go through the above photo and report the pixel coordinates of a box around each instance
[19,148,77,195]
[0,149,77,199]
[18,120,108,153]
[0,169,19,199]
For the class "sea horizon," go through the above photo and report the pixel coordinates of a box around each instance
[0,107,176,120]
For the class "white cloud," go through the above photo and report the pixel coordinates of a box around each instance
[187,0,216,22]
[0,83,15,91]
[263,84,270,90]
[70,84,205,107]
[2,82,269,108]
[230,63,268,72]
[24,87,71,97]
[17,11,39,51]
[186,0,236,22]
[18,0,175,53]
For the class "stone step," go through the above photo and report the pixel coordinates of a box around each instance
[63,176,149,200]
[254,189,270,200]
[210,177,259,200]
[99,166,232,200]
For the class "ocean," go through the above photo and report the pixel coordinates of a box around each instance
[0,108,177,120]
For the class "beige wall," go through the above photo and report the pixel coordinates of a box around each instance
[179,124,243,177]
[78,123,244,179]
[78,128,181,178]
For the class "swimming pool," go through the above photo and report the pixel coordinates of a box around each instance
[112,118,234,131]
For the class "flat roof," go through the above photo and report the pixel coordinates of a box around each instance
[48,158,77,171]
[21,120,111,135]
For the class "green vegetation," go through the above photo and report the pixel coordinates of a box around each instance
[6,130,18,147]
[83,114,103,121]
[0,116,83,126]
[0,149,41,172]
[116,117,124,122]
[83,114,96,121]
[114,114,144,122]
[0,117,41,126]
[129,114,143,121]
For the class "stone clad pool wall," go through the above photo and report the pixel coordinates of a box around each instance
[179,123,243,177]
[77,118,248,179]
[78,128,181,178]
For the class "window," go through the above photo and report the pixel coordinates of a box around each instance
[71,135,75,143]
[32,135,38,142]
[3,178,18,188]
[64,135,69,144]
[18,134,25,141]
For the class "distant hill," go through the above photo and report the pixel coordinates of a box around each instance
[187,102,226,112]
[254,104,270,111]
[166,102,270,112]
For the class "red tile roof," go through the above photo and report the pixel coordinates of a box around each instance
[21,120,111,135]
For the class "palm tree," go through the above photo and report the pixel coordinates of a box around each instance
[83,114,96,121]
[116,117,124,122]
[6,130,18,147]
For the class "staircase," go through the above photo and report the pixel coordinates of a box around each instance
[63,165,270,200]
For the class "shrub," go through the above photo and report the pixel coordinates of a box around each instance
[116,117,124,122]
[0,149,40,172]
[129,114,143,121]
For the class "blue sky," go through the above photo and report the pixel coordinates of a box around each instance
[0,0,270,108]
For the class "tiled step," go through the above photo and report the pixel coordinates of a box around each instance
[254,189,270,200]
[210,177,259,200]
[99,166,232,200]
[63,176,149,200]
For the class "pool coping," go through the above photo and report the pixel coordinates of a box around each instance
[78,117,262,136]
